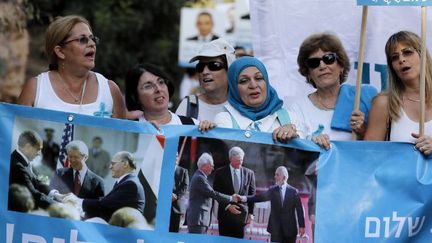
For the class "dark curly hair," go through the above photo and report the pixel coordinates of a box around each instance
[124,63,174,111]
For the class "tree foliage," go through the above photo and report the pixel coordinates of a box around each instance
[24,0,190,102]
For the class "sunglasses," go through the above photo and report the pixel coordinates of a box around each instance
[62,35,100,46]
[306,53,337,69]
[196,61,225,73]
[390,48,416,62]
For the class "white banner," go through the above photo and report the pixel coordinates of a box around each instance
[250,0,432,103]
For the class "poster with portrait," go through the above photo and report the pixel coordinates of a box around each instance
[179,8,226,67]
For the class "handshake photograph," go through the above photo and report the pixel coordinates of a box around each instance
[7,116,161,231]
[171,136,319,243]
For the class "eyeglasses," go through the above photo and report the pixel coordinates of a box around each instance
[390,48,416,62]
[196,61,225,73]
[62,35,100,46]
[140,78,167,92]
[306,53,338,69]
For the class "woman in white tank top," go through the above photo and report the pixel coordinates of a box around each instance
[17,15,126,118]
[365,31,432,156]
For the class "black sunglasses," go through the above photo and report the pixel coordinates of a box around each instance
[306,53,337,69]
[196,61,225,73]
[62,35,100,46]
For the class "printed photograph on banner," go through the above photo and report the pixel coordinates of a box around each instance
[178,7,226,67]
[7,116,163,231]
[170,136,319,242]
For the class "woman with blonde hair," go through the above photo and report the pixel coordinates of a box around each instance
[18,15,126,118]
[365,31,432,155]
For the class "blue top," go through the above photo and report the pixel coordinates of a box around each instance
[227,56,283,121]
[331,84,378,132]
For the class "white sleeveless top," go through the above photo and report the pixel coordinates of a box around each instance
[34,71,114,117]
[390,109,432,143]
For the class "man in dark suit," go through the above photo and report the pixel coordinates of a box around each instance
[9,130,64,210]
[213,146,256,238]
[238,166,305,243]
[64,151,145,221]
[49,140,104,199]
[87,136,111,178]
[41,128,60,172]
[169,158,189,232]
[186,12,219,42]
[187,152,240,234]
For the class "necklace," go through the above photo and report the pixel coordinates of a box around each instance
[58,73,88,104]
[314,93,335,110]
[404,96,420,102]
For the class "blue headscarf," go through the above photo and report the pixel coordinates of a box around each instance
[227,56,283,121]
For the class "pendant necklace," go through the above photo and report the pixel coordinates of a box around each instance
[404,96,420,102]
[315,93,335,110]
[58,73,87,105]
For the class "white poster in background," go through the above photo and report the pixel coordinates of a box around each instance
[178,8,226,67]
[234,0,253,52]
[250,0,432,104]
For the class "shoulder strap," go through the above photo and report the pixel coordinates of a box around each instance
[186,95,199,119]
[178,115,195,125]
[386,117,392,141]
[276,108,291,126]
[230,113,240,129]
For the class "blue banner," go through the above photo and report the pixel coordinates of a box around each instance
[1,103,432,242]
[357,0,432,6]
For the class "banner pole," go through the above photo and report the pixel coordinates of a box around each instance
[419,6,427,136]
[352,5,368,140]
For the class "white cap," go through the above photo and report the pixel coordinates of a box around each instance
[189,38,236,67]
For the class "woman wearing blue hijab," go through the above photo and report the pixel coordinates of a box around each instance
[214,56,306,142]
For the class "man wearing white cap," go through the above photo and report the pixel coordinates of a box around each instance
[176,38,235,122]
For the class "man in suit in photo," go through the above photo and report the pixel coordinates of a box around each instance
[213,146,256,238]
[41,128,60,172]
[169,157,189,232]
[9,130,65,210]
[238,166,305,243]
[49,140,105,199]
[87,136,111,178]
[64,151,145,221]
[187,152,240,234]
[186,12,219,42]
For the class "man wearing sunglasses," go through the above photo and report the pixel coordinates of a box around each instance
[176,38,235,122]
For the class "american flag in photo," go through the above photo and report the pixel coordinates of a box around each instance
[58,123,74,168]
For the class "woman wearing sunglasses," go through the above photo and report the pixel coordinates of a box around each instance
[18,15,126,118]
[365,31,432,155]
[290,32,368,150]
[213,56,306,143]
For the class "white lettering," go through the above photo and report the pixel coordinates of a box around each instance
[22,234,47,243]
[365,217,380,238]
[365,212,427,238]
[392,211,405,238]
[408,216,425,236]
[52,238,65,243]
[6,223,14,243]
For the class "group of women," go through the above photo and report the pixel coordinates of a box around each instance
[17,15,432,156]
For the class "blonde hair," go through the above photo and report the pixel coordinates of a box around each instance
[385,31,432,120]
[45,15,91,70]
